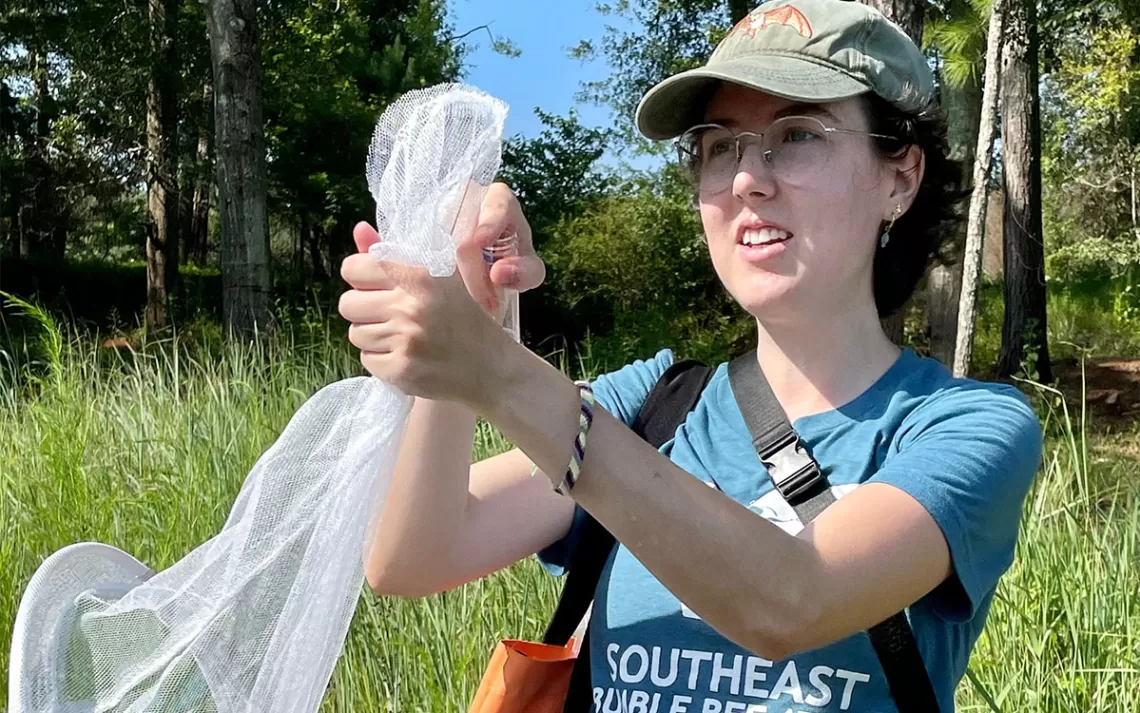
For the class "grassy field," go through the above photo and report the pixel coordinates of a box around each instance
[2,292,1140,712]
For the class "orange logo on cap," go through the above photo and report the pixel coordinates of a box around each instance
[732,4,814,39]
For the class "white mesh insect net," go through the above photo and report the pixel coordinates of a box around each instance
[9,82,510,713]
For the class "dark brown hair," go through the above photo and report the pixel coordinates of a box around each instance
[864,94,968,317]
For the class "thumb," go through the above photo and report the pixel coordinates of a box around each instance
[353,222,380,254]
[488,254,546,292]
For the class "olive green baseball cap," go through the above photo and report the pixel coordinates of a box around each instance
[635,0,935,140]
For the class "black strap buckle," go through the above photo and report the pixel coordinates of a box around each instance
[757,432,825,504]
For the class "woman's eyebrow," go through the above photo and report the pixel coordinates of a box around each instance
[704,104,841,129]
[773,104,841,122]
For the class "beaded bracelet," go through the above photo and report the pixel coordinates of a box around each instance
[532,381,596,495]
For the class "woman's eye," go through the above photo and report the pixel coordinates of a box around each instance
[785,129,821,143]
[708,139,734,156]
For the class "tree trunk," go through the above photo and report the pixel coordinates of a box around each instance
[301,211,327,280]
[996,0,1050,383]
[23,42,57,261]
[954,0,1007,377]
[727,0,751,24]
[0,79,8,252]
[860,0,924,344]
[928,67,982,367]
[186,82,213,265]
[325,217,352,281]
[205,0,272,337]
[145,0,180,331]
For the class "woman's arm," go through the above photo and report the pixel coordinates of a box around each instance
[347,185,575,599]
[481,341,953,661]
[364,396,575,598]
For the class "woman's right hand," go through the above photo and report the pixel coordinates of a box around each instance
[349,182,546,320]
[337,184,569,599]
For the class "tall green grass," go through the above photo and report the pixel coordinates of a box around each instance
[958,374,1140,711]
[2,300,1139,712]
[0,302,566,712]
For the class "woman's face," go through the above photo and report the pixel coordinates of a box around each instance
[695,83,918,324]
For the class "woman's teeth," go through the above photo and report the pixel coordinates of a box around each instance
[741,228,791,246]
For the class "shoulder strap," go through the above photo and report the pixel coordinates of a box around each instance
[543,358,713,713]
[726,354,832,521]
[727,352,941,713]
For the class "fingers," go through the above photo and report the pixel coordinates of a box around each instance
[488,254,546,292]
[455,183,545,304]
[338,288,399,323]
[359,350,413,388]
[353,222,380,254]
[340,253,396,290]
[342,182,543,334]
[461,183,511,248]
[347,322,399,353]
[463,185,534,257]
[454,186,510,312]
[342,222,393,290]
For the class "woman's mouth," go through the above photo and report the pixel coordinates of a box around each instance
[738,227,793,263]
[740,227,792,247]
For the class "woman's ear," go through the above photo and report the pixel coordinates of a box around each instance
[889,144,925,215]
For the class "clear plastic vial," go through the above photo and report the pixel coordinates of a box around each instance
[483,233,521,342]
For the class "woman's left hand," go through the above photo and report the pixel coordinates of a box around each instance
[338,228,510,408]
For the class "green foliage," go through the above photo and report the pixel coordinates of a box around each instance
[261,0,463,274]
[4,321,1140,711]
[969,272,1140,376]
[1047,234,1140,280]
[500,109,615,250]
[954,373,1140,712]
[0,319,559,712]
[0,0,466,276]
[572,0,733,146]
[924,0,991,90]
[498,109,616,349]
[545,163,750,366]
[0,290,63,387]
[1045,270,1140,359]
[1040,3,1140,274]
[0,258,224,332]
[0,0,149,260]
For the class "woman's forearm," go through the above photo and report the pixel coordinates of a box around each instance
[482,341,824,660]
[365,396,478,596]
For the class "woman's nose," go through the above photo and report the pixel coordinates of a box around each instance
[732,147,778,202]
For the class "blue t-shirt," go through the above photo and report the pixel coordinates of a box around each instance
[538,347,1043,713]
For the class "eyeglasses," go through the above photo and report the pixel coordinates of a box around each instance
[674,115,900,195]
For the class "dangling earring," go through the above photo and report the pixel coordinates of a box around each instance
[880,204,903,248]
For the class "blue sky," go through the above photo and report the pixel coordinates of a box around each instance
[447,0,628,142]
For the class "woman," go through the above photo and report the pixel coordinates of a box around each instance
[337,0,1044,710]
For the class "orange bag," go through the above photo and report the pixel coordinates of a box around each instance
[468,638,578,713]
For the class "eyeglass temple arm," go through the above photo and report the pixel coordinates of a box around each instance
[826,127,900,141]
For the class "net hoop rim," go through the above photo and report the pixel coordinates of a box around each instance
[9,542,155,711]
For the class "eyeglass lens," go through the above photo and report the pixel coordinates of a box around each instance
[678,116,835,193]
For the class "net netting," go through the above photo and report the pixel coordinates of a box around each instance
[9,82,510,713]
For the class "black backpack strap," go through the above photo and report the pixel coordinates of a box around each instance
[726,354,832,521]
[629,359,715,447]
[542,358,713,712]
[727,352,941,713]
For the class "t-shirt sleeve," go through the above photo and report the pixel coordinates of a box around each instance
[536,348,676,575]
[869,381,1044,622]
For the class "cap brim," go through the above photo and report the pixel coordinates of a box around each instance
[635,55,873,141]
